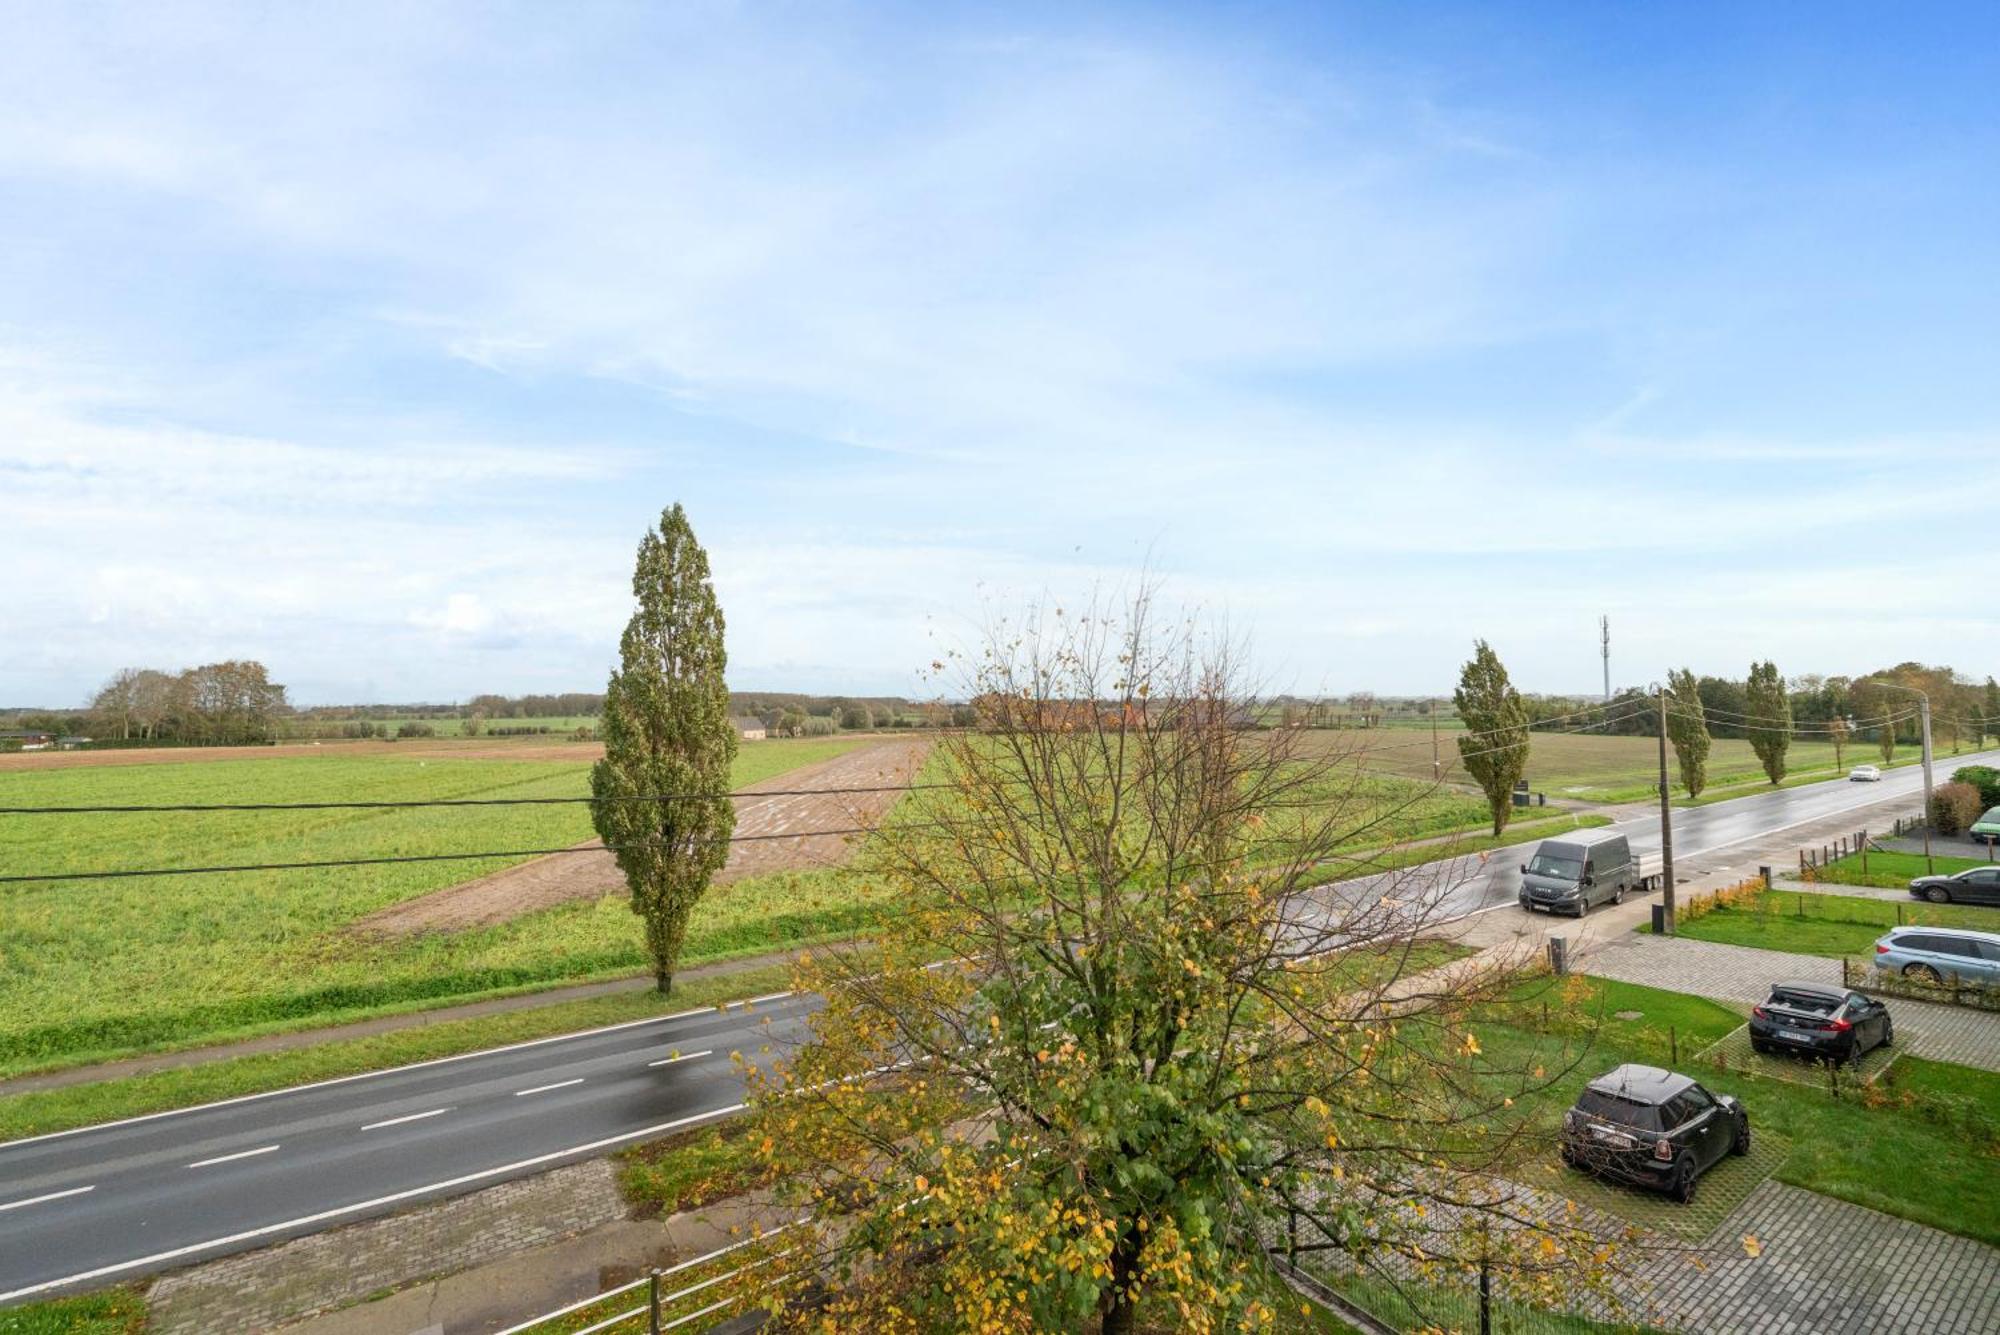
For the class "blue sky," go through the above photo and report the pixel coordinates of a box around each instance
[3,2,1996,705]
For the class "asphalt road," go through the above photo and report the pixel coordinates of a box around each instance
[3,752,1992,1306]
[0,992,817,1305]
[1309,749,2000,939]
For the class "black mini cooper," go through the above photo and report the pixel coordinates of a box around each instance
[1559,1064,1749,1204]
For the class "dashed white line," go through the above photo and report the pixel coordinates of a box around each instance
[0,1103,746,1306]
[647,1050,714,1068]
[361,1107,453,1131]
[187,1145,280,1169]
[0,1184,94,1212]
[513,1078,584,1097]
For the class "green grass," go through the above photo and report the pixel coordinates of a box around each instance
[1812,848,1991,890]
[1659,889,1997,958]
[1467,975,2000,1245]
[0,1289,145,1334]
[618,1120,771,1218]
[0,962,800,1142]
[0,738,874,1073]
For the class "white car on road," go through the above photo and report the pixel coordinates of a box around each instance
[1849,764,1882,782]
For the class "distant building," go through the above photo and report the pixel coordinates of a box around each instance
[731,716,769,741]
[0,730,54,751]
[57,735,93,750]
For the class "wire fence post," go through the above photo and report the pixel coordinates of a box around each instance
[649,1270,662,1335]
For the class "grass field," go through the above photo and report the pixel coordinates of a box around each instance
[1809,848,1991,890]
[1325,727,1953,803]
[0,735,1516,1075]
[1658,888,1999,957]
[0,737,879,1073]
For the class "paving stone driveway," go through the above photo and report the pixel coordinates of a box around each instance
[1576,935,2000,1073]
[1632,1180,2000,1335]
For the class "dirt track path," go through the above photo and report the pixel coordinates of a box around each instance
[352,738,932,936]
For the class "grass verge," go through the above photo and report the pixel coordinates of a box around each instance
[0,1289,146,1334]
[1654,888,1996,958]
[0,962,800,1143]
[1810,848,1992,890]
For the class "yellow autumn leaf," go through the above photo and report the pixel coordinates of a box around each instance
[1741,1233,1762,1258]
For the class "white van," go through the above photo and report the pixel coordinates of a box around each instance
[1519,830,1636,917]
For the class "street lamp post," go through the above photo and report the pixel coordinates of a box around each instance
[1864,680,1934,874]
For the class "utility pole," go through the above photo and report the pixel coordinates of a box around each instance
[1431,697,1441,781]
[1600,615,1611,702]
[1657,683,1676,935]
[1919,694,1936,875]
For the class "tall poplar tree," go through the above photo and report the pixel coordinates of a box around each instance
[1745,660,1791,784]
[1665,666,1711,797]
[1454,640,1530,835]
[1878,712,1897,763]
[592,504,737,994]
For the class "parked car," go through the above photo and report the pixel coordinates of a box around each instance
[1559,1064,1749,1204]
[1968,807,2000,845]
[1872,926,2000,986]
[1749,981,1892,1062]
[1909,865,2000,906]
[1518,830,1637,917]
[1848,764,1883,782]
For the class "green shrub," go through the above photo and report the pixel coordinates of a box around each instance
[1951,765,2000,811]
[1929,781,1981,835]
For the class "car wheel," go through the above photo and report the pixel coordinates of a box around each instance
[1926,886,1951,904]
[1560,1144,1577,1168]
[1671,1157,1697,1204]
[1732,1119,1751,1157]
[1904,963,1942,984]
[1882,1020,1894,1048]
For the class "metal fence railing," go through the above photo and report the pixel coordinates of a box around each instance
[491,1225,794,1335]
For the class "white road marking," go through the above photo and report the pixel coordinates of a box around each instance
[187,1144,280,1169]
[513,1078,584,1097]
[0,1185,94,1212]
[361,1107,453,1131]
[647,1050,714,1068]
[0,1103,746,1305]
[740,992,792,1007]
[0,991,811,1154]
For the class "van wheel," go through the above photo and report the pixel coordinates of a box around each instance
[1613,882,1626,906]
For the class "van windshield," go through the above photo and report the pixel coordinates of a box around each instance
[1526,852,1584,880]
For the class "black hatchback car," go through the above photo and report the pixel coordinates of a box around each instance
[1749,981,1892,1063]
[1559,1064,1749,1204]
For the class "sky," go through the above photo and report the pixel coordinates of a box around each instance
[3,1,1996,706]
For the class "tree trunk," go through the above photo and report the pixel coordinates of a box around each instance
[1098,1227,1143,1335]
[655,967,673,995]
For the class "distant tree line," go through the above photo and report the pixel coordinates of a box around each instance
[1596,662,1999,750]
[85,661,290,745]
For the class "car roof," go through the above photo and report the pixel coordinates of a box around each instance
[1768,980,1845,1001]
[1885,924,2000,943]
[1585,1063,1690,1105]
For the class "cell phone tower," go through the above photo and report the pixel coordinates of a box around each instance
[1600,615,1611,702]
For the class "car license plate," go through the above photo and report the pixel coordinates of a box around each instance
[1778,1028,1812,1042]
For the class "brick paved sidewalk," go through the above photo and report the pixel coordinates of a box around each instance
[1575,934,2000,1073]
[1633,1180,2000,1335]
